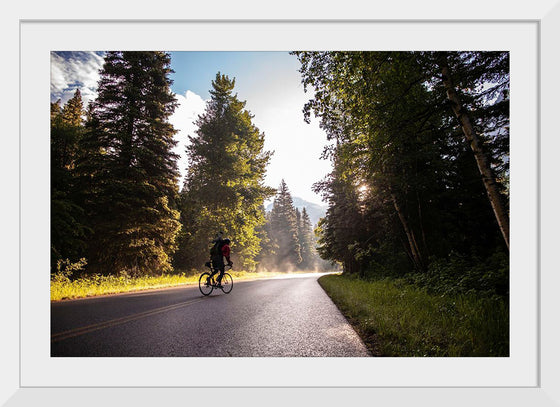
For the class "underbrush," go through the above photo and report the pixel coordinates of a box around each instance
[51,271,196,301]
[406,250,509,298]
[318,274,509,357]
[51,264,314,301]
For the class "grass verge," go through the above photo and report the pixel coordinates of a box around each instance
[318,274,509,357]
[51,270,312,301]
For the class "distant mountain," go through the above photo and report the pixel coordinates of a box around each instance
[266,196,327,226]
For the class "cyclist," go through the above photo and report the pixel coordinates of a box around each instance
[209,237,233,288]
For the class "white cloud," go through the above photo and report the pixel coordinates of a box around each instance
[50,52,104,105]
[169,90,208,185]
[50,54,69,95]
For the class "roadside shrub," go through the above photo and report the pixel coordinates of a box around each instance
[351,241,411,279]
[407,250,509,297]
[51,258,88,283]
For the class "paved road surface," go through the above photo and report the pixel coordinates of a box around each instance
[51,273,371,357]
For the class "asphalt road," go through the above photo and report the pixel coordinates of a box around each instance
[51,273,371,357]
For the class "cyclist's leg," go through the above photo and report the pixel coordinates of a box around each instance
[210,257,221,283]
[216,262,225,285]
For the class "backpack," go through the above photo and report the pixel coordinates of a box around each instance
[210,239,224,257]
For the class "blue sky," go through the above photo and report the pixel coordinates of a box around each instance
[51,51,331,205]
[168,51,297,98]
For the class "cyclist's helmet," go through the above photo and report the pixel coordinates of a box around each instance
[223,238,231,244]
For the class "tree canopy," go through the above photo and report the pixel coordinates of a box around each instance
[293,51,509,295]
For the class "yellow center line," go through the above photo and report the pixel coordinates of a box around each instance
[51,298,206,343]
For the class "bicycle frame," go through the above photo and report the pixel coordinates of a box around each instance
[199,263,233,296]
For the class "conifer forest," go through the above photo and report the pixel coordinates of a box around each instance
[51,51,509,300]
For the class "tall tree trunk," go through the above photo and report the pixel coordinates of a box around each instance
[416,191,429,257]
[391,192,425,272]
[437,52,510,251]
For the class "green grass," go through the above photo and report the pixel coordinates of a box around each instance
[51,269,311,301]
[318,274,509,357]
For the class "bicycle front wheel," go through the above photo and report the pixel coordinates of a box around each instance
[220,273,233,294]
[199,272,213,296]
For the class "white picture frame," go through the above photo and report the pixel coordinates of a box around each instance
[4,0,558,405]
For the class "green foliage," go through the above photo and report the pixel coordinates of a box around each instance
[407,250,509,298]
[313,152,371,275]
[353,241,411,279]
[297,207,319,269]
[51,258,88,283]
[177,73,275,271]
[51,271,193,301]
[294,51,509,293]
[51,90,91,271]
[50,268,314,301]
[49,50,509,299]
[266,180,302,270]
[76,51,181,276]
[319,274,509,357]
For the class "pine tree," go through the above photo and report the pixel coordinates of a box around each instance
[177,72,275,271]
[298,207,316,270]
[295,207,302,256]
[51,90,89,271]
[51,90,84,171]
[77,51,181,276]
[254,205,276,270]
[268,180,302,270]
[294,206,317,270]
[62,88,85,128]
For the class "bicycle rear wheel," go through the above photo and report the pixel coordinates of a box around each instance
[199,272,213,296]
[220,273,233,294]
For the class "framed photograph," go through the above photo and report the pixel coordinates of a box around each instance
[5,0,557,405]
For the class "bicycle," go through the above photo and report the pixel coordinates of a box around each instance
[199,263,233,296]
